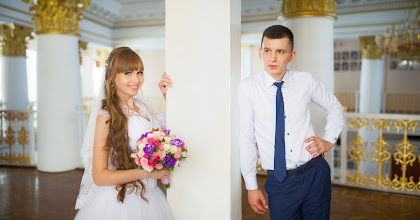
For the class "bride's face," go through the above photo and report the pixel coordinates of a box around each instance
[114,69,144,98]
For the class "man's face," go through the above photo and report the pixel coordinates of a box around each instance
[259,37,295,79]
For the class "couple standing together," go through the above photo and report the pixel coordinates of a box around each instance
[74,25,343,220]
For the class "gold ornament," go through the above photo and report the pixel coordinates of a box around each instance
[359,36,383,60]
[79,40,88,64]
[22,0,91,36]
[0,23,33,57]
[346,117,369,185]
[279,0,337,21]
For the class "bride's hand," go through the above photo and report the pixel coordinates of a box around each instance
[149,170,170,179]
[158,72,173,100]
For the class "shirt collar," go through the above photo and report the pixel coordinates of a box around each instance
[262,69,291,88]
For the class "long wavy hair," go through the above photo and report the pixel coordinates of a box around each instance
[101,47,147,203]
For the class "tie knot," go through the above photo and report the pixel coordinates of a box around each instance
[274,81,284,88]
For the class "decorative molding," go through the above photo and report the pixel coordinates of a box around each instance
[22,0,91,35]
[336,0,417,14]
[0,23,33,57]
[0,3,31,16]
[0,13,33,26]
[359,36,382,60]
[278,0,337,21]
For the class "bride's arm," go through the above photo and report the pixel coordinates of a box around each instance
[92,114,169,186]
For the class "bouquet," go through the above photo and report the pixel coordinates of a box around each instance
[131,128,187,189]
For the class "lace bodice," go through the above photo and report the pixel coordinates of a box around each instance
[76,98,165,210]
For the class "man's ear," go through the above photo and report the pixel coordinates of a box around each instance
[289,51,296,63]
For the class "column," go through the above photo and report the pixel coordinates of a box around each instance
[279,0,337,166]
[26,0,90,172]
[358,36,384,177]
[358,36,384,113]
[165,0,241,219]
[0,23,32,110]
[241,45,252,79]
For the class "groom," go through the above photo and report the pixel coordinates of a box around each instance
[238,25,343,219]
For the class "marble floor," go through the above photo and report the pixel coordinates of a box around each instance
[1,166,419,220]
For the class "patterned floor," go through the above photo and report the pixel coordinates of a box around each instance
[0,166,419,220]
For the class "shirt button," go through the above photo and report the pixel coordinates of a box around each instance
[284,116,287,118]
[287,133,289,135]
[290,149,293,152]
[295,165,298,167]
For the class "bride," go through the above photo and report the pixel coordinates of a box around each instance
[74,47,174,219]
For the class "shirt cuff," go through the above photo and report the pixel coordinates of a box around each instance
[323,133,338,145]
[244,176,258,190]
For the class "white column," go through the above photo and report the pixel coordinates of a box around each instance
[36,35,82,172]
[165,0,241,219]
[358,36,384,177]
[359,61,384,113]
[0,57,29,109]
[282,17,335,165]
[241,45,252,79]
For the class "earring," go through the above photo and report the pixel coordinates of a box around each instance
[112,82,114,87]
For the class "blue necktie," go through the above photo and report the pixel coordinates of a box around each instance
[274,81,286,182]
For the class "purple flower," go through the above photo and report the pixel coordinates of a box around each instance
[170,139,184,147]
[143,143,155,158]
[140,132,150,140]
[164,129,171,135]
[162,155,177,167]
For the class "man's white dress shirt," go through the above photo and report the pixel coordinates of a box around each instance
[238,69,344,190]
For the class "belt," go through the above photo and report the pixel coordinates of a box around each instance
[267,154,324,178]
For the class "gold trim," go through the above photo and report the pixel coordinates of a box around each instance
[359,36,382,60]
[0,23,33,57]
[23,0,91,36]
[279,0,337,21]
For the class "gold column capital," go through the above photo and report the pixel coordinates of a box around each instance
[22,0,91,36]
[359,36,383,60]
[279,0,337,21]
[79,40,88,64]
[0,23,33,57]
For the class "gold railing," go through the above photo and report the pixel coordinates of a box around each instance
[335,92,420,114]
[385,93,420,114]
[334,113,420,195]
[0,110,36,165]
[336,91,358,112]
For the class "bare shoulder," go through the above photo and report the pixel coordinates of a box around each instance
[95,114,110,137]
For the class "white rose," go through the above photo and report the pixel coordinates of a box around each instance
[163,144,171,151]
[147,133,154,138]
[175,160,179,166]
[138,143,145,149]
[163,137,172,143]
[170,146,177,154]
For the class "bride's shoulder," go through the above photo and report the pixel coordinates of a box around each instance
[98,108,110,117]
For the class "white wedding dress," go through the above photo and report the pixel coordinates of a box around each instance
[74,99,174,220]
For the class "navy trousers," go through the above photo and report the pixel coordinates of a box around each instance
[265,158,331,220]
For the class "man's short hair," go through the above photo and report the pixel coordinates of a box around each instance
[261,25,294,51]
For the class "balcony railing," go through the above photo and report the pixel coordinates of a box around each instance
[335,91,420,114]
[333,113,420,196]
[0,110,37,166]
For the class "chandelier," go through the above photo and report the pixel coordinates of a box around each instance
[376,3,419,61]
